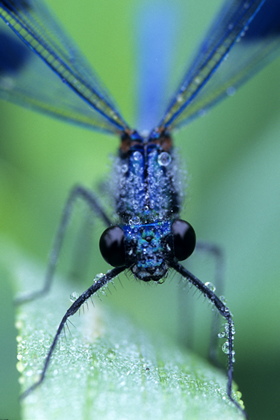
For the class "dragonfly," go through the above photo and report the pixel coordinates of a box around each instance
[0,0,279,417]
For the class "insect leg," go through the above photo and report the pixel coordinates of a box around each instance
[195,241,225,365]
[16,185,111,304]
[171,261,246,418]
[20,266,125,399]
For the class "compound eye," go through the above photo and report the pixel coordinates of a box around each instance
[99,226,125,267]
[172,219,196,261]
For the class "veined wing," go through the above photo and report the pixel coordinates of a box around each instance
[157,0,280,132]
[0,0,130,134]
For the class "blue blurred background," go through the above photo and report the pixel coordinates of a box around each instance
[0,0,280,419]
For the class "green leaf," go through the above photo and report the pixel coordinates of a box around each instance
[12,254,245,420]
[0,264,21,420]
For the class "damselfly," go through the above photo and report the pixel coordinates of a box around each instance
[1,0,279,418]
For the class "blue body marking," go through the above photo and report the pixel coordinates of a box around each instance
[113,131,182,281]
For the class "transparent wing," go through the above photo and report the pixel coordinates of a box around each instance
[0,0,130,134]
[157,0,280,132]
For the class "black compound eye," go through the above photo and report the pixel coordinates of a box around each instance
[99,226,125,267]
[172,219,196,261]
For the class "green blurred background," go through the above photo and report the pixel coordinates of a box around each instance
[0,0,280,419]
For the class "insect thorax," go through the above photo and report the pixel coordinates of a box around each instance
[112,134,184,225]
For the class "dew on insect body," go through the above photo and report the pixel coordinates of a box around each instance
[129,216,141,225]
[132,151,142,162]
[204,281,216,292]
[121,163,128,174]
[222,341,230,354]
[157,151,172,167]
[93,273,105,283]
[219,296,227,305]
[70,292,79,302]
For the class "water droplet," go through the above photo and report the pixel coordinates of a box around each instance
[176,94,183,103]
[93,273,104,283]
[226,86,236,96]
[70,291,79,302]
[100,288,107,295]
[26,369,34,377]
[158,152,172,167]
[158,277,166,285]
[132,151,142,161]
[16,361,25,373]
[236,391,242,401]
[205,281,216,292]
[218,332,225,339]
[219,295,227,304]
[129,216,140,225]
[107,349,116,360]
[121,163,128,174]
[19,376,25,385]
[198,108,207,118]
[15,320,22,329]
[222,341,230,354]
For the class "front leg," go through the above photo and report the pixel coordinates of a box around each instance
[20,266,126,399]
[171,261,246,418]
